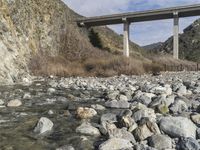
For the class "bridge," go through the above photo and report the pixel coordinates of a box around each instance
[77,4,200,59]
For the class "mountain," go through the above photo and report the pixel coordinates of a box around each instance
[154,18,200,62]
[143,42,163,51]
[0,0,145,83]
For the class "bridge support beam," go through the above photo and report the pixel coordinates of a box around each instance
[123,21,130,57]
[173,12,179,59]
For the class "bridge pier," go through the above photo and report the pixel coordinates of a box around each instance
[173,12,179,59]
[123,20,130,57]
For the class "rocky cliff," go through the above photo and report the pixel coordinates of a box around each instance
[0,0,144,83]
[152,18,200,62]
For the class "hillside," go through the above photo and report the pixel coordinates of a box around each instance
[0,0,147,83]
[151,18,200,62]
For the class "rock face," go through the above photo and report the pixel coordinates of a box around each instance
[98,138,133,150]
[34,117,53,134]
[0,0,142,83]
[159,117,197,138]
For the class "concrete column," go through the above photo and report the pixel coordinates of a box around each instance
[173,11,179,59]
[123,20,130,57]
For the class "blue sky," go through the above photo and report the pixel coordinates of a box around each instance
[63,0,200,46]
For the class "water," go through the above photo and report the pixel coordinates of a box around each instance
[0,80,113,150]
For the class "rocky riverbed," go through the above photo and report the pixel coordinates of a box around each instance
[1,72,200,150]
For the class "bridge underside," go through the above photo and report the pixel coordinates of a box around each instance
[77,4,200,59]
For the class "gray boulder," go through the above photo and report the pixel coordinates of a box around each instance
[177,137,200,150]
[76,122,100,136]
[148,134,172,149]
[159,117,196,138]
[98,138,133,150]
[34,117,53,134]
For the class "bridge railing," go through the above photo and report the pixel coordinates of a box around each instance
[163,63,200,72]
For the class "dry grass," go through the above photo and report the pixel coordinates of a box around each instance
[29,52,198,78]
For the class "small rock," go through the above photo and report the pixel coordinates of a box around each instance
[177,85,187,96]
[48,110,54,115]
[98,138,133,150]
[34,117,53,134]
[148,134,172,149]
[159,116,196,138]
[76,107,97,119]
[117,94,128,101]
[0,99,4,105]
[76,122,100,136]
[23,93,31,99]
[105,100,130,109]
[7,99,22,107]
[91,104,105,110]
[56,145,75,150]
[177,137,200,150]
[191,114,200,125]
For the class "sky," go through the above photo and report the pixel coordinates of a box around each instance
[63,0,200,46]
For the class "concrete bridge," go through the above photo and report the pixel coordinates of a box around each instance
[77,4,200,59]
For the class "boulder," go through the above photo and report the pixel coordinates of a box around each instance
[76,122,100,136]
[76,107,97,119]
[169,100,188,114]
[108,127,136,143]
[134,118,160,141]
[159,117,196,138]
[34,117,53,134]
[118,110,137,132]
[148,134,172,149]
[177,137,200,150]
[98,138,133,150]
[133,108,156,122]
[7,99,22,107]
[0,99,4,105]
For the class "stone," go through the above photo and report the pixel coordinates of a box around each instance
[0,99,4,105]
[134,118,160,141]
[105,100,130,109]
[156,103,169,114]
[134,144,157,150]
[191,114,200,125]
[98,138,133,150]
[138,93,155,106]
[76,107,97,119]
[7,99,22,107]
[108,127,136,143]
[23,93,31,99]
[118,110,137,131]
[133,108,156,122]
[165,95,175,107]
[100,113,117,135]
[106,91,119,100]
[91,104,105,110]
[177,137,200,150]
[34,117,53,134]
[148,134,172,149]
[169,100,188,114]
[117,94,128,101]
[56,145,75,150]
[47,88,56,94]
[176,85,187,96]
[76,122,100,136]
[196,128,200,139]
[48,110,54,115]
[159,117,197,138]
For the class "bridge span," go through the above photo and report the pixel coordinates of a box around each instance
[77,4,200,59]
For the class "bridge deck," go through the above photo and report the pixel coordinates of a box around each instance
[77,4,200,26]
